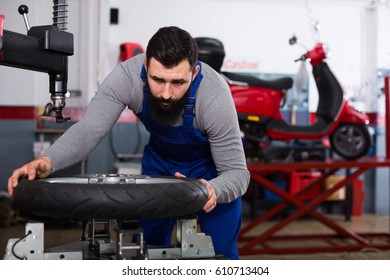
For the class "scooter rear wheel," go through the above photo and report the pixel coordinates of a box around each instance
[330,123,372,160]
[12,174,208,220]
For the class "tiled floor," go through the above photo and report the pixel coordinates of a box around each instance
[1,213,389,260]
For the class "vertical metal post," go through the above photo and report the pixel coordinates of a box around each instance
[385,76,390,159]
[385,76,390,237]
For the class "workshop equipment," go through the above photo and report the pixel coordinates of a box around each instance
[0,1,73,123]
[3,174,220,260]
[4,218,216,260]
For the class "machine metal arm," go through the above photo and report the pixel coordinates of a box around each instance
[0,1,73,123]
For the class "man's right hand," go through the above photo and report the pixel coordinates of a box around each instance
[7,156,53,196]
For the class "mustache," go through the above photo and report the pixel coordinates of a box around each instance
[155,97,177,105]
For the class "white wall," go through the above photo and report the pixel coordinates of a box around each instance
[103,0,363,75]
[2,0,390,113]
[101,0,390,112]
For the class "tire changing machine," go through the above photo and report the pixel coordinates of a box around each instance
[4,217,217,260]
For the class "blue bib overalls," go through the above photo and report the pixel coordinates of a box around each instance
[136,63,242,259]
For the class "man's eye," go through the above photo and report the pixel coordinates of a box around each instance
[153,78,164,84]
[173,81,185,86]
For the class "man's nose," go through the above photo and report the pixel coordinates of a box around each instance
[161,83,172,100]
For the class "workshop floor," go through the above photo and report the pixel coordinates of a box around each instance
[239,214,390,260]
[1,213,389,260]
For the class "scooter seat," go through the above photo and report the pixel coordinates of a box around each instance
[222,71,293,90]
[268,116,333,136]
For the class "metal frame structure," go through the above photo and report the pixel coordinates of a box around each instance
[4,218,216,260]
[238,76,390,255]
[238,157,390,255]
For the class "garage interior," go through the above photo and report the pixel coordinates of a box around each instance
[1,0,390,261]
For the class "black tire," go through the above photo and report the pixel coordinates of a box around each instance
[330,123,372,160]
[13,175,208,220]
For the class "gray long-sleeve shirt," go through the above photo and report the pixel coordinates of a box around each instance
[43,54,249,203]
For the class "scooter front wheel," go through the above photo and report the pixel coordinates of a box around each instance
[12,174,208,220]
[330,123,372,160]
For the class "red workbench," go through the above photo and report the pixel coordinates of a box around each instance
[238,157,390,255]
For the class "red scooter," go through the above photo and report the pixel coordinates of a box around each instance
[196,37,372,161]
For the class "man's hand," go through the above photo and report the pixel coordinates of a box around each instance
[8,156,52,196]
[199,178,217,213]
[174,172,217,213]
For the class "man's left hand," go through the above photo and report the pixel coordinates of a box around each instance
[199,178,217,213]
[174,172,217,213]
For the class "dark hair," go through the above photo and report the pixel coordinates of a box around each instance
[146,26,198,68]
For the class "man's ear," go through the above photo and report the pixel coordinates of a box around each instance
[192,64,200,81]
[143,58,148,71]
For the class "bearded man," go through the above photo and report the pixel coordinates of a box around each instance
[8,26,249,259]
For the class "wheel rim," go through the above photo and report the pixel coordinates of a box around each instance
[41,174,188,185]
[332,124,366,158]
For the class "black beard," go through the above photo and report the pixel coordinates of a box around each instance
[147,83,191,126]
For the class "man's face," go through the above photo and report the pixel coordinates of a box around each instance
[145,57,199,125]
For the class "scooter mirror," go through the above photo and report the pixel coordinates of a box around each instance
[289,35,297,45]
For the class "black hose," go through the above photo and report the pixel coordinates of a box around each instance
[11,230,32,260]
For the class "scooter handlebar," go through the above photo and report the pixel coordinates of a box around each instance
[295,55,307,62]
[304,43,327,66]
